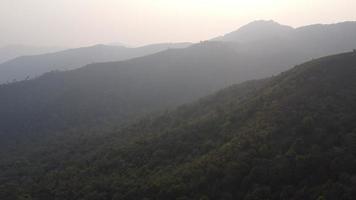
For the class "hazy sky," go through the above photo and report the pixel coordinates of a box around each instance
[1,0,355,47]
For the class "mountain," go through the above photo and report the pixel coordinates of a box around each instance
[214,20,356,58]
[214,20,356,43]
[293,21,356,55]
[1,51,356,199]
[210,20,356,80]
[0,42,191,83]
[0,44,63,64]
[213,20,294,42]
[0,36,356,140]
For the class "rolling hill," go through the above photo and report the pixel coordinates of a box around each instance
[1,52,356,199]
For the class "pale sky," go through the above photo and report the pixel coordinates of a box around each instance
[0,0,355,47]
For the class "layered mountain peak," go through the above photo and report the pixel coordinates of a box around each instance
[239,20,292,31]
[214,20,294,42]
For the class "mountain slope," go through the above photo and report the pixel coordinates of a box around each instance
[0,43,191,83]
[1,52,356,199]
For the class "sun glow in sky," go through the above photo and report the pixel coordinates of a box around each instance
[0,0,355,47]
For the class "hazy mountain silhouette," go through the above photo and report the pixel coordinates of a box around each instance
[213,20,294,42]
[1,20,355,84]
[0,20,355,137]
[0,42,191,83]
[2,51,356,199]
[215,20,356,56]
[0,44,63,64]
[212,20,356,75]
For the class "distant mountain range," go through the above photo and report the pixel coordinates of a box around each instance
[1,20,356,85]
[0,42,191,83]
[0,20,356,139]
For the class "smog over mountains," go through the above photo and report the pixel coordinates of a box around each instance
[1,0,356,199]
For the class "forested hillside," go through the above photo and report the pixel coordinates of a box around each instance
[1,52,356,200]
